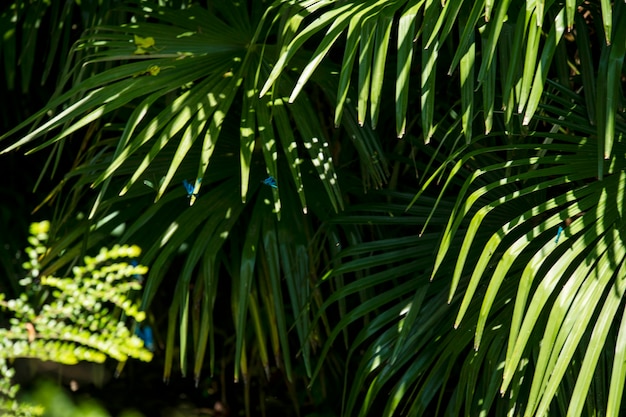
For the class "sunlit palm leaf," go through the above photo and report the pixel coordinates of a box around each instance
[0,3,348,214]
[263,0,624,168]
[317,73,626,416]
[421,87,626,415]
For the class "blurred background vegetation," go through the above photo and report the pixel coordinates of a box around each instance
[1,0,625,416]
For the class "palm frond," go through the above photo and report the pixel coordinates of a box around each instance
[428,88,625,415]
[0,2,388,216]
[317,78,626,416]
[262,0,625,168]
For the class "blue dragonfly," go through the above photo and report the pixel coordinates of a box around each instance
[182,178,202,205]
[263,176,278,189]
[182,179,196,197]
[135,325,155,352]
[555,225,564,243]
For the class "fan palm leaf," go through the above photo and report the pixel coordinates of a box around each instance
[262,0,625,166]
[0,1,390,393]
[319,81,626,416]
[0,2,389,213]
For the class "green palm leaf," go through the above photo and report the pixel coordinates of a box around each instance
[262,0,624,168]
[1,2,384,216]
[423,87,626,415]
[316,76,626,415]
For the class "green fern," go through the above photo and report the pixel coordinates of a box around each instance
[0,221,153,416]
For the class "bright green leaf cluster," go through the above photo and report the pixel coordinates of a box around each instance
[0,221,153,416]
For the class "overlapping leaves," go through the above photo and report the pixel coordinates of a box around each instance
[427,88,626,417]
[0,1,391,391]
[262,0,625,166]
[318,83,626,416]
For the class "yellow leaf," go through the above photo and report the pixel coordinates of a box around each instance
[133,34,155,49]
[147,65,161,76]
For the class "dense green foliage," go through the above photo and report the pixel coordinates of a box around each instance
[0,222,152,416]
[1,0,625,416]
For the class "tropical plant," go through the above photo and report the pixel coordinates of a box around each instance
[289,1,626,416]
[1,0,625,416]
[0,221,152,416]
[1,2,381,413]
